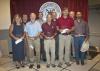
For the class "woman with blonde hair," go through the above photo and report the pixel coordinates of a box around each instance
[9,14,25,69]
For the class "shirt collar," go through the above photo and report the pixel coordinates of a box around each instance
[30,20,35,24]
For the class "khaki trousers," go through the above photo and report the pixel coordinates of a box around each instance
[27,38,40,64]
[44,39,55,64]
[59,34,72,63]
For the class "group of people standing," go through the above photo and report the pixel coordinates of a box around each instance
[9,7,89,69]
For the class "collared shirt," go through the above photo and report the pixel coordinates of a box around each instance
[57,16,74,29]
[52,19,58,26]
[74,19,89,36]
[42,21,57,37]
[37,19,45,26]
[24,21,42,37]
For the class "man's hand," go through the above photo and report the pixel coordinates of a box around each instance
[40,35,43,39]
[49,36,54,39]
[84,36,89,42]
[66,29,71,34]
[59,29,63,33]
[45,36,49,39]
[21,36,25,39]
[29,37,34,40]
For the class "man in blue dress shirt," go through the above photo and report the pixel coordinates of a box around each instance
[24,13,42,69]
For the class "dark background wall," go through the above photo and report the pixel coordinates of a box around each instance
[10,0,88,21]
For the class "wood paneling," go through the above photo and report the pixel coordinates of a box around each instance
[0,40,9,57]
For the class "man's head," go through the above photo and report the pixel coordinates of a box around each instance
[76,11,82,19]
[38,12,43,19]
[30,13,36,22]
[62,7,69,17]
[46,13,52,23]
[51,11,57,20]
[22,14,28,23]
[69,11,75,19]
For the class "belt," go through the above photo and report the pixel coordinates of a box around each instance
[45,36,55,40]
[28,36,39,40]
[60,33,71,35]
[74,35,85,37]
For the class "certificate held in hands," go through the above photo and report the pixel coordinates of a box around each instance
[15,38,23,44]
[61,28,69,34]
[80,41,89,52]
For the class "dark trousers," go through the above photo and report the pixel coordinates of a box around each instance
[55,35,59,60]
[40,39,46,61]
[74,36,86,62]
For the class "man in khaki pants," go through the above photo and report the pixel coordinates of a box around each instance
[42,13,57,68]
[57,8,74,67]
[24,13,42,69]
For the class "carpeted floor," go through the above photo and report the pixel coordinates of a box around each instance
[0,54,100,71]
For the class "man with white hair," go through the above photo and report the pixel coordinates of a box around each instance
[24,13,42,69]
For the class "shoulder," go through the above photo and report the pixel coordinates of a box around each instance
[42,23,47,27]
[26,21,31,25]
[74,20,77,23]
[42,22,47,26]
[9,24,14,29]
[67,17,74,21]
[74,20,79,26]
[58,17,62,21]
[81,20,87,25]
[11,23,14,26]
[57,17,62,24]
[35,20,41,26]
[51,21,56,26]
[35,20,40,24]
